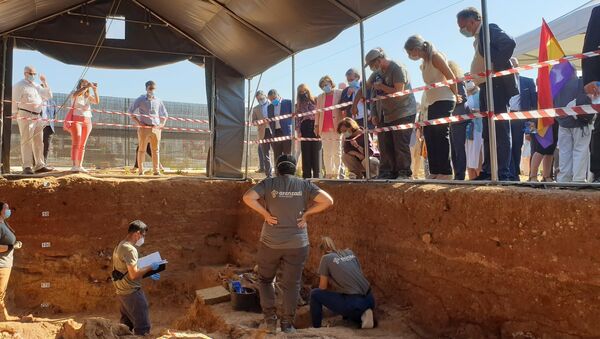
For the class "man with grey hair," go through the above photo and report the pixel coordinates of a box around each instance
[252,90,272,177]
[341,68,371,128]
[267,89,293,160]
[354,48,417,179]
[12,65,54,174]
[457,7,518,181]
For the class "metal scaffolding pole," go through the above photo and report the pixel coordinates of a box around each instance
[481,0,499,182]
[208,58,216,178]
[359,21,370,181]
[244,78,251,179]
[291,55,296,157]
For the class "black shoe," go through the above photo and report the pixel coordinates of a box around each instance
[35,166,54,173]
[280,320,296,333]
[593,176,600,183]
[23,167,34,175]
[376,172,395,180]
[474,173,491,181]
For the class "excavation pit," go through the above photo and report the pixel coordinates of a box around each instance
[1,175,599,338]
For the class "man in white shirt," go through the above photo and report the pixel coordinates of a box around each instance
[12,66,54,174]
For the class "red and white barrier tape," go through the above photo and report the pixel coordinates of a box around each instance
[3,100,210,124]
[8,115,210,133]
[248,104,600,144]
[250,49,600,127]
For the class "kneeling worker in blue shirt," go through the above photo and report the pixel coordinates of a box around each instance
[310,236,375,329]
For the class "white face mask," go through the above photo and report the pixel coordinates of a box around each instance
[343,131,352,138]
[147,90,155,97]
[135,236,145,247]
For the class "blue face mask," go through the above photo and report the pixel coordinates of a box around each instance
[272,98,280,106]
[323,85,332,94]
[349,80,360,89]
[26,74,36,82]
[3,209,11,219]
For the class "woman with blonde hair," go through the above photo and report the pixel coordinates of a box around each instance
[405,35,459,180]
[337,117,379,179]
[315,75,344,179]
[66,78,99,172]
[296,84,322,178]
[310,236,375,329]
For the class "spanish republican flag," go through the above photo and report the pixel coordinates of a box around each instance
[535,19,576,149]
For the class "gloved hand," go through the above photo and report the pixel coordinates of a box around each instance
[151,262,160,271]
[150,273,160,281]
[13,241,22,249]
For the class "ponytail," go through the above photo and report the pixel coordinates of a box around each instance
[320,236,341,255]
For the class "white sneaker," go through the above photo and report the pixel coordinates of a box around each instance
[361,308,374,329]
[78,167,89,173]
[70,166,79,172]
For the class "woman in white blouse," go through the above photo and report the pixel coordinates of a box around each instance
[67,79,99,172]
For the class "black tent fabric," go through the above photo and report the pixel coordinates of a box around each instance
[0,37,14,173]
[205,57,245,178]
[0,0,403,77]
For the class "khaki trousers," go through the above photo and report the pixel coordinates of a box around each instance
[0,267,12,320]
[137,127,162,173]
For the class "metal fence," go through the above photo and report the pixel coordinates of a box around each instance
[10,93,212,170]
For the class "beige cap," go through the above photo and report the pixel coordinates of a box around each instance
[364,48,385,68]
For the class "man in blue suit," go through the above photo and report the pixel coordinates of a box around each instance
[458,7,519,181]
[508,58,538,181]
[267,89,293,161]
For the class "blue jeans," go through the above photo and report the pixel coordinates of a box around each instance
[310,288,375,328]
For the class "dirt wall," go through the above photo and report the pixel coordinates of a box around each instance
[235,181,600,338]
[2,176,600,337]
[0,176,245,314]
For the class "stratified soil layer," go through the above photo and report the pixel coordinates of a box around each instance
[2,176,600,338]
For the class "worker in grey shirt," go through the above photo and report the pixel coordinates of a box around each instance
[243,154,334,334]
[310,236,375,329]
[0,201,22,321]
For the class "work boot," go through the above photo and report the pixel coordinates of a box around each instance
[263,315,277,334]
[280,320,296,333]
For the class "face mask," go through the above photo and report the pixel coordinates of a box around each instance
[147,90,155,97]
[369,65,379,73]
[460,27,474,38]
[299,93,308,100]
[409,53,420,61]
[135,236,145,247]
[258,98,267,105]
[272,98,280,106]
[3,209,11,219]
[322,85,332,94]
[343,131,352,138]
[349,80,360,88]
[26,74,36,82]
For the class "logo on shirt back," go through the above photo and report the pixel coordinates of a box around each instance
[271,190,302,199]
[333,254,356,264]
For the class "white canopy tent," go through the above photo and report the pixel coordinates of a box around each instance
[513,0,599,70]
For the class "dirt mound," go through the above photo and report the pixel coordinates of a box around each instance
[59,318,132,339]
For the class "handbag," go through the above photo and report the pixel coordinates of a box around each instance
[63,100,76,132]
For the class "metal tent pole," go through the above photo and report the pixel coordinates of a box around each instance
[244,78,251,179]
[208,58,216,178]
[0,37,6,173]
[291,55,296,157]
[359,21,370,181]
[481,0,499,182]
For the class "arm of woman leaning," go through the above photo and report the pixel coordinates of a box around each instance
[432,53,460,102]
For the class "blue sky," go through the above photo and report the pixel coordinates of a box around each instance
[12,0,590,105]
